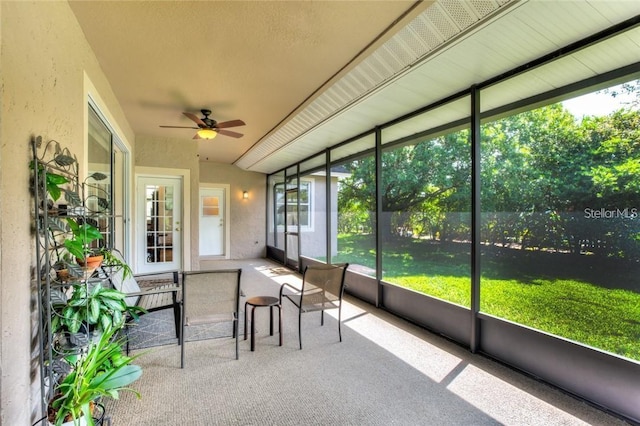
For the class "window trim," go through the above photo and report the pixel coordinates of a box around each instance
[274,179,314,232]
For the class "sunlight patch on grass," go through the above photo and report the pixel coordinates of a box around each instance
[391,275,471,307]
[481,277,640,360]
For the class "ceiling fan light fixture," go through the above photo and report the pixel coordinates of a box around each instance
[197,128,217,139]
[160,110,244,139]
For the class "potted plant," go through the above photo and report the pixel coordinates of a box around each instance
[52,259,71,283]
[47,325,143,426]
[51,283,146,338]
[50,247,81,283]
[63,218,104,270]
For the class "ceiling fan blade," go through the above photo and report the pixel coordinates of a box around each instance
[192,133,201,139]
[216,129,243,138]
[183,112,206,127]
[159,125,199,129]
[216,119,245,129]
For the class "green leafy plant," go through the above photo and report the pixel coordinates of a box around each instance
[51,283,146,335]
[63,218,103,260]
[99,249,133,281]
[44,172,69,203]
[30,161,70,202]
[48,325,143,426]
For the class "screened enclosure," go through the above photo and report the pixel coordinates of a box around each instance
[266,19,640,423]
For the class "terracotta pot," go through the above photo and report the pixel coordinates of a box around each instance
[76,254,104,270]
[47,400,103,426]
[55,269,69,282]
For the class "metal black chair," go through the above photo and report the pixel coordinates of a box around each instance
[279,263,348,349]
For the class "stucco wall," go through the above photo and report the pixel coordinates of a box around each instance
[1,3,263,424]
[135,138,266,265]
[1,2,133,424]
[134,135,200,271]
[199,162,266,259]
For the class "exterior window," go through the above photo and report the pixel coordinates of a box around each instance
[202,196,219,216]
[275,181,312,230]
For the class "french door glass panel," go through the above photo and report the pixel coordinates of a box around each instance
[138,176,182,272]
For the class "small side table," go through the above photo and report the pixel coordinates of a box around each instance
[244,296,283,351]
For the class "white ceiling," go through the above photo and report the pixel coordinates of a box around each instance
[70,1,640,175]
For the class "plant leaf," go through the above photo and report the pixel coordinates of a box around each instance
[98,289,126,300]
[47,173,69,185]
[65,310,82,334]
[91,365,142,390]
[66,218,80,233]
[100,297,126,312]
[90,283,103,297]
[89,299,100,323]
[81,401,95,426]
[64,239,85,259]
[112,309,124,328]
[48,184,62,202]
[50,315,61,333]
[100,312,111,331]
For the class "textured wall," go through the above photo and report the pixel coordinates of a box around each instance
[134,135,200,270]
[1,2,132,424]
[135,139,266,265]
[199,162,266,259]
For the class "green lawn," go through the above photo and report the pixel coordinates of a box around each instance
[331,233,640,361]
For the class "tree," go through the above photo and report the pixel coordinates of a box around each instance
[480,104,593,250]
[336,89,640,259]
[585,110,640,203]
[337,130,470,240]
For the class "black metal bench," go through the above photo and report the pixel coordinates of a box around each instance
[104,252,181,353]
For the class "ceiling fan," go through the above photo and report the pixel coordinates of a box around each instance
[160,109,245,139]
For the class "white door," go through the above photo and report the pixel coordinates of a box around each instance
[137,176,182,273]
[199,187,226,256]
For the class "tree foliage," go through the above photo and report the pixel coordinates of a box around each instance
[337,88,640,259]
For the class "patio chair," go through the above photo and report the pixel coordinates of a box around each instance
[180,269,242,368]
[105,250,181,354]
[279,263,349,349]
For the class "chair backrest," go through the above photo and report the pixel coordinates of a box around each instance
[182,269,241,326]
[301,263,348,304]
[105,250,141,307]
